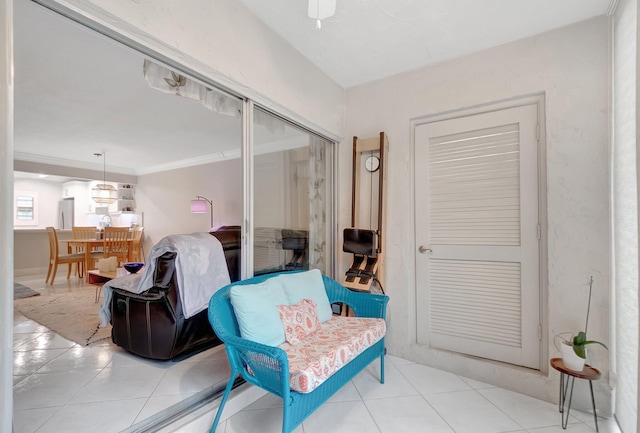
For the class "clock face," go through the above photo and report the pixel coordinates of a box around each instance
[365,155,380,172]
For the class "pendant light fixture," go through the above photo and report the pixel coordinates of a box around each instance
[308,0,336,30]
[91,152,117,204]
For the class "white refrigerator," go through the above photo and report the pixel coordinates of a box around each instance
[57,198,74,229]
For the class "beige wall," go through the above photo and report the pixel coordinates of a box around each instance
[136,158,242,252]
[13,229,73,276]
[343,17,611,412]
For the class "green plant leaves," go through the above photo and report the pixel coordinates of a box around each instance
[572,331,608,359]
[573,331,587,346]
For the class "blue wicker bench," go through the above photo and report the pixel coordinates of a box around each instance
[207,271,389,433]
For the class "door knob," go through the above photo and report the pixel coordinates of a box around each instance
[418,246,432,253]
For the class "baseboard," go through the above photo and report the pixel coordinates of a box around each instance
[14,267,48,277]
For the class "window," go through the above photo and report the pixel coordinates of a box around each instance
[14,191,38,226]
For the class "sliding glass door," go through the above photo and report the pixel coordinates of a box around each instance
[10,2,336,431]
[252,107,334,277]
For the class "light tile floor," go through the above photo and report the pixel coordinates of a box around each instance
[218,355,622,433]
[12,272,230,433]
[13,272,622,433]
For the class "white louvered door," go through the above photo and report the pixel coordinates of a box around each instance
[415,104,540,369]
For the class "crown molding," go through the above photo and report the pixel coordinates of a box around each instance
[133,149,241,175]
[15,135,309,177]
[606,0,620,16]
[14,152,133,175]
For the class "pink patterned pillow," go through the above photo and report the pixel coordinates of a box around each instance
[278,299,320,345]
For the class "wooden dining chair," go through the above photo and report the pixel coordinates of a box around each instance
[45,226,85,285]
[72,226,102,277]
[103,227,131,266]
[129,227,144,263]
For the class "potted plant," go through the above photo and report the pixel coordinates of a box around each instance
[556,276,608,371]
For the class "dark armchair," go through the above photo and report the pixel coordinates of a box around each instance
[109,227,241,360]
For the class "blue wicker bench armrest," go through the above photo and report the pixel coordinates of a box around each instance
[225,334,291,396]
[208,284,291,396]
[322,275,389,319]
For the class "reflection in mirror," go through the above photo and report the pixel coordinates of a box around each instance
[12,0,242,431]
[253,107,334,277]
[14,191,38,226]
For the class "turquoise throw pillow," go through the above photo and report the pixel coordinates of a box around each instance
[276,269,333,322]
[230,279,289,346]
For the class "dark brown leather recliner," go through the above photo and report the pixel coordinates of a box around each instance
[109,227,241,360]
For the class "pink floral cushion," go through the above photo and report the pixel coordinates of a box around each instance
[279,316,386,393]
[278,299,320,345]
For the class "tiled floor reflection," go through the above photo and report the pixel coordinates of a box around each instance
[12,272,229,433]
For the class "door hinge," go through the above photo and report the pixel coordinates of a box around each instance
[536,124,540,141]
[538,324,542,341]
[537,224,541,240]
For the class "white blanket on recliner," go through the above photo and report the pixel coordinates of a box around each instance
[99,232,230,327]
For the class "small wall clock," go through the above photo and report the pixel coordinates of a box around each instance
[365,155,380,172]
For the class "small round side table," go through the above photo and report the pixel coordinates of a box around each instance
[550,357,601,432]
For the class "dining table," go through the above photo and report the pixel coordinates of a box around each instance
[62,238,134,282]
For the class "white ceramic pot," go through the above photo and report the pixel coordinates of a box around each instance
[560,340,585,371]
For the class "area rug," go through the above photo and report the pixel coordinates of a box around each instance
[14,282,41,300]
[13,290,112,346]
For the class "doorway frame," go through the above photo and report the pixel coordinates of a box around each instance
[410,93,549,371]
[1,0,15,430]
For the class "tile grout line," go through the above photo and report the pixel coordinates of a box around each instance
[471,385,579,432]
[13,275,114,431]
[356,374,384,433]
[13,329,98,433]
[129,359,175,429]
[391,357,462,433]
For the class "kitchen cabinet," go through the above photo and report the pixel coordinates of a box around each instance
[118,184,136,213]
[62,181,136,216]
[62,181,87,199]
[62,180,92,222]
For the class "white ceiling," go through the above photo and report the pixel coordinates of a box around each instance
[237,0,614,87]
[14,0,244,178]
[14,0,615,179]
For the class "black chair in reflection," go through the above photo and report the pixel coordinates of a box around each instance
[107,226,241,360]
[282,229,308,271]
